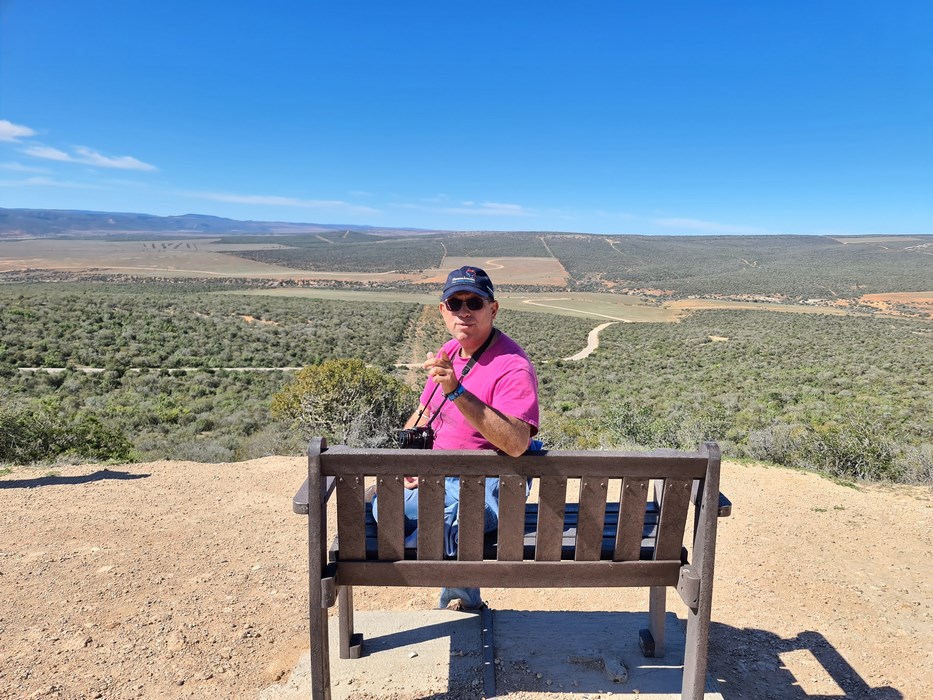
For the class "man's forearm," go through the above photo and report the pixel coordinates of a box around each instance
[450,389,531,457]
[404,406,426,429]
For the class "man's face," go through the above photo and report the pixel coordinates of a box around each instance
[439,292,498,349]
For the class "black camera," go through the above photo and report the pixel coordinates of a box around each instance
[396,426,434,449]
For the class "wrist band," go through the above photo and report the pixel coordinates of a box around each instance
[445,384,466,401]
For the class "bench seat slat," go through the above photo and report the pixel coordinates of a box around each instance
[330,501,676,564]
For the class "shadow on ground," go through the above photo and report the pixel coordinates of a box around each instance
[0,469,150,489]
[362,611,904,699]
[709,623,902,700]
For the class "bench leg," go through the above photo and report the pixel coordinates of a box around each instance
[338,585,363,659]
[639,586,666,658]
[681,593,712,700]
[309,600,332,700]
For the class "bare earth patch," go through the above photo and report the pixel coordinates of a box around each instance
[438,256,570,287]
[858,292,933,319]
[1,459,931,699]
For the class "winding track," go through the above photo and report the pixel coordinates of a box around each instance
[561,321,619,361]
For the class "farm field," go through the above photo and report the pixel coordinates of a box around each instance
[0,239,571,286]
[241,287,678,322]
[0,238,302,278]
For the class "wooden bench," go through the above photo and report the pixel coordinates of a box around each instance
[293,437,730,700]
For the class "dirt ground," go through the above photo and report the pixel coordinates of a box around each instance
[1,457,930,700]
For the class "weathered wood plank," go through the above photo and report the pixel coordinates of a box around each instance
[375,475,404,561]
[614,477,649,562]
[417,476,445,560]
[654,478,693,561]
[335,475,366,561]
[496,475,527,561]
[335,559,683,588]
[320,447,708,479]
[535,477,567,561]
[457,477,486,561]
[575,477,609,561]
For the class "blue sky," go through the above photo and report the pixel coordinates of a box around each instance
[1,1,931,235]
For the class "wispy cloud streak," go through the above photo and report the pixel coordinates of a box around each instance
[653,217,769,235]
[22,144,157,171]
[0,120,37,142]
[395,200,534,217]
[187,190,379,214]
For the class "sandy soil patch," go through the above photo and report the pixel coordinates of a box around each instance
[858,292,933,319]
[0,239,304,278]
[665,299,855,316]
[436,257,570,287]
[1,458,931,699]
[830,237,925,245]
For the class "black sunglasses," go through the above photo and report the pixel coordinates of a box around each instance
[444,296,487,312]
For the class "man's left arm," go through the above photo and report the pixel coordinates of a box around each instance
[447,391,532,457]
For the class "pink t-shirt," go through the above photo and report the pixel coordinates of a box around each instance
[419,330,539,451]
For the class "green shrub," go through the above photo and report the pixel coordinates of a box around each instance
[0,403,133,465]
[272,359,416,448]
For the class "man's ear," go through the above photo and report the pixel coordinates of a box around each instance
[491,300,499,319]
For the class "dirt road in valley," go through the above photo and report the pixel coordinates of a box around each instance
[1,458,930,699]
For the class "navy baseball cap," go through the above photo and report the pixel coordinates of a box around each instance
[441,266,495,301]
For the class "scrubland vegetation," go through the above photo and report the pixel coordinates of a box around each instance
[217,231,933,299]
[1,277,931,485]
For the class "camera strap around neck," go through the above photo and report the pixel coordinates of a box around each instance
[419,327,498,429]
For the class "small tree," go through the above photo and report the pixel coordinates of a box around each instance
[271,359,416,447]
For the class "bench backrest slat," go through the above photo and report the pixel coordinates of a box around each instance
[335,475,366,561]
[375,475,405,560]
[496,474,527,561]
[614,477,650,561]
[457,477,486,561]
[654,478,693,561]
[416,476,445,560]
[534,476,567,562]
[575,477,609,561]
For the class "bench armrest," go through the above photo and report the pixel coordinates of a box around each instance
[293,478,310,515]
[293,476,336,515]
[718,492,732,518]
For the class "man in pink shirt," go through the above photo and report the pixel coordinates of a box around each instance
[382,265,540,609]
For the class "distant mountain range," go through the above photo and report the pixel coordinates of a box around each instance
[0,208,440,239]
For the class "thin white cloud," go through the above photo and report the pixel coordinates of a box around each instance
[72,146,156,171]
[22,144,157,171]
[0,161,48,173]
[653,217,768,235]
[22,145,72,162]
[0,175,104,189]
[395,200,533,217]
[0,120,37,142]
[188,190,379,214]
